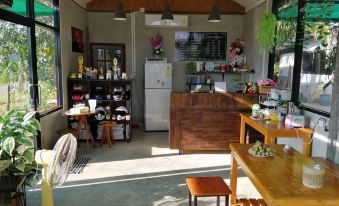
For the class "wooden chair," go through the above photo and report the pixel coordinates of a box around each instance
[100,121,116,147]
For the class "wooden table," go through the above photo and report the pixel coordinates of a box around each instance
[230,143,339,206]
[65,110,97,151]
[239,113,313,156]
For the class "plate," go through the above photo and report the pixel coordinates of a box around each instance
[248,149,275,158]
[205,62,215,72]
[250,116,270,121]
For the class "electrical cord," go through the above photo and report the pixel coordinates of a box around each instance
[294,117,327,145]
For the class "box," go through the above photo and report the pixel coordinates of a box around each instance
[257,86,274,94]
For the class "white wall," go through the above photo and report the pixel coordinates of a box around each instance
[40,0,89,149]
[243,3,269,82]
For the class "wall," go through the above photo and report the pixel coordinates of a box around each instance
[88,12,245,124]
[40,0,89,149]
[243,2,269,82]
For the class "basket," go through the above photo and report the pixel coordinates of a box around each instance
[303,164,325,189]
[257,86,274,94]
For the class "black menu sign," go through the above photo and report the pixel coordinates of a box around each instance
[175,32,227,61]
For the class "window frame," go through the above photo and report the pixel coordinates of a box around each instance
[0,0,62,115]
[268,0,336,117]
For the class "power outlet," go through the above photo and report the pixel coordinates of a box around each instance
[318,119,326,127]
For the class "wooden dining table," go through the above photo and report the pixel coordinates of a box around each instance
[239,113,313,156]
[230,143,339,206]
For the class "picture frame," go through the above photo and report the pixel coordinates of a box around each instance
[72,27,84,53]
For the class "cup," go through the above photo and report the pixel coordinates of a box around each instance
[88,99,97,112]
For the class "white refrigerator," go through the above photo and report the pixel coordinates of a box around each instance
[145,58,172,131]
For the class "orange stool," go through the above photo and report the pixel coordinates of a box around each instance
[100,121,116,147]
[186,177,232,206]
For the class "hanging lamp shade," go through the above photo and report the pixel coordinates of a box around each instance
[161,3,174,21]
[208,4,221,23]
[114,2,127,21]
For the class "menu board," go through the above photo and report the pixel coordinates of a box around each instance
[175,32,227,61]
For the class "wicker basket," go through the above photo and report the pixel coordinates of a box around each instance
[257,86,274,94]
[303,164,325,189]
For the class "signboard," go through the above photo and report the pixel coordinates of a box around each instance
[175,32,227,61]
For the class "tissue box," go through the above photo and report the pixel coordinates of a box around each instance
[70,107,89,114]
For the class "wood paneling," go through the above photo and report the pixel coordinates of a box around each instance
[87,0,245,14]
[170,93,257,151]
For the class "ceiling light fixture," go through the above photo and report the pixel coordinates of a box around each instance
[161,2,174,22]
[208,4,221,23]
[114,2,127,21]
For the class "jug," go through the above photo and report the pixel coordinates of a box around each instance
[88,99,97,112]
[286,101,296,115]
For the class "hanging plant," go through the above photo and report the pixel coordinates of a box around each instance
[258,12,277,53]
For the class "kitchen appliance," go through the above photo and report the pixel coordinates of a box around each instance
[145,58,172,131]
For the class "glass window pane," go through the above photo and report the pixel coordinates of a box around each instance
[4,0,27,17]
[35,0,55,26]
[97,49,105,60]
[299,7,337,107]
[36,26,59,111]
[0,20,31,114]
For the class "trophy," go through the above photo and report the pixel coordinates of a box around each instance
[112,58,121,80]
[78,56,84,79]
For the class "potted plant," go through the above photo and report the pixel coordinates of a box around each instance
[258,12,277,53]
[150,33,164,58]
[0,110,41,175]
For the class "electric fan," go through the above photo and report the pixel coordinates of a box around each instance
[35,133,77,206]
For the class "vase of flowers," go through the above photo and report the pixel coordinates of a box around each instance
[257,78,277,94]
[228,38,245,67]
[150,33,164,58]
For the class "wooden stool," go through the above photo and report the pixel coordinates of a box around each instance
[100,121,116,147]
[186,177,232,206]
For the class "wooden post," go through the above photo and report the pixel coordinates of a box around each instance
[327,30,339,164]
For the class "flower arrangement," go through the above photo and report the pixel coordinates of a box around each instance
[257,78,277,87]
[228,38,245,66]
[150,33,164,57]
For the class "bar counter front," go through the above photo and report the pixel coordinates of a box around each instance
[170,92,257,152]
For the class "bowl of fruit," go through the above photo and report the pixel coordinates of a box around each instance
[248,141,275,157]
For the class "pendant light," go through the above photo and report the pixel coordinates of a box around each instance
[161,1,174,22]
[114,2,127,21]
[208,4,221,23]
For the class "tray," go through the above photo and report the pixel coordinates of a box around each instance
[250,116,270,121]
[248,149,275,158]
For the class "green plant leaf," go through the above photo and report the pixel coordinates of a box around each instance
[30,119,41,131]
[23,111,36,122]
[17,137,33,147]
[22,150,33,163]
[3,137,15,156]
[21,124,38,135]
[15,161,25,172]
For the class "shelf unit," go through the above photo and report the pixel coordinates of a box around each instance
[186,70,254,92]
[67,78,132,142]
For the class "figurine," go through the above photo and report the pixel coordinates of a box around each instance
[99,67,105,80]
[78,56,84,78]
[112,58,121,80]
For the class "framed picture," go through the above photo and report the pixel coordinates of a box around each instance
[72,27,84,53]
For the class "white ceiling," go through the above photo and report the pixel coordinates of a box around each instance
[72,0,266,12]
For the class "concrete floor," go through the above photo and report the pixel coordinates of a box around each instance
[27,130,261,206]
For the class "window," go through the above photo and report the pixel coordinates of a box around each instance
[270,0,338,114]
[0,0,61,115]
[0,20,31,113]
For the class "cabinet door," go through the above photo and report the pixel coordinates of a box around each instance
[91,43,125,72]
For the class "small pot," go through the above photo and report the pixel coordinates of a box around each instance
[320,94,331,106]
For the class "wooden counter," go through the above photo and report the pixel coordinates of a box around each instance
[170,92,257,151]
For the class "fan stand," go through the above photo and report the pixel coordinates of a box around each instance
[36,150,55,206]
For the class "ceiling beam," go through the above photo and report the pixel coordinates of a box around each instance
[86,0,245,14]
